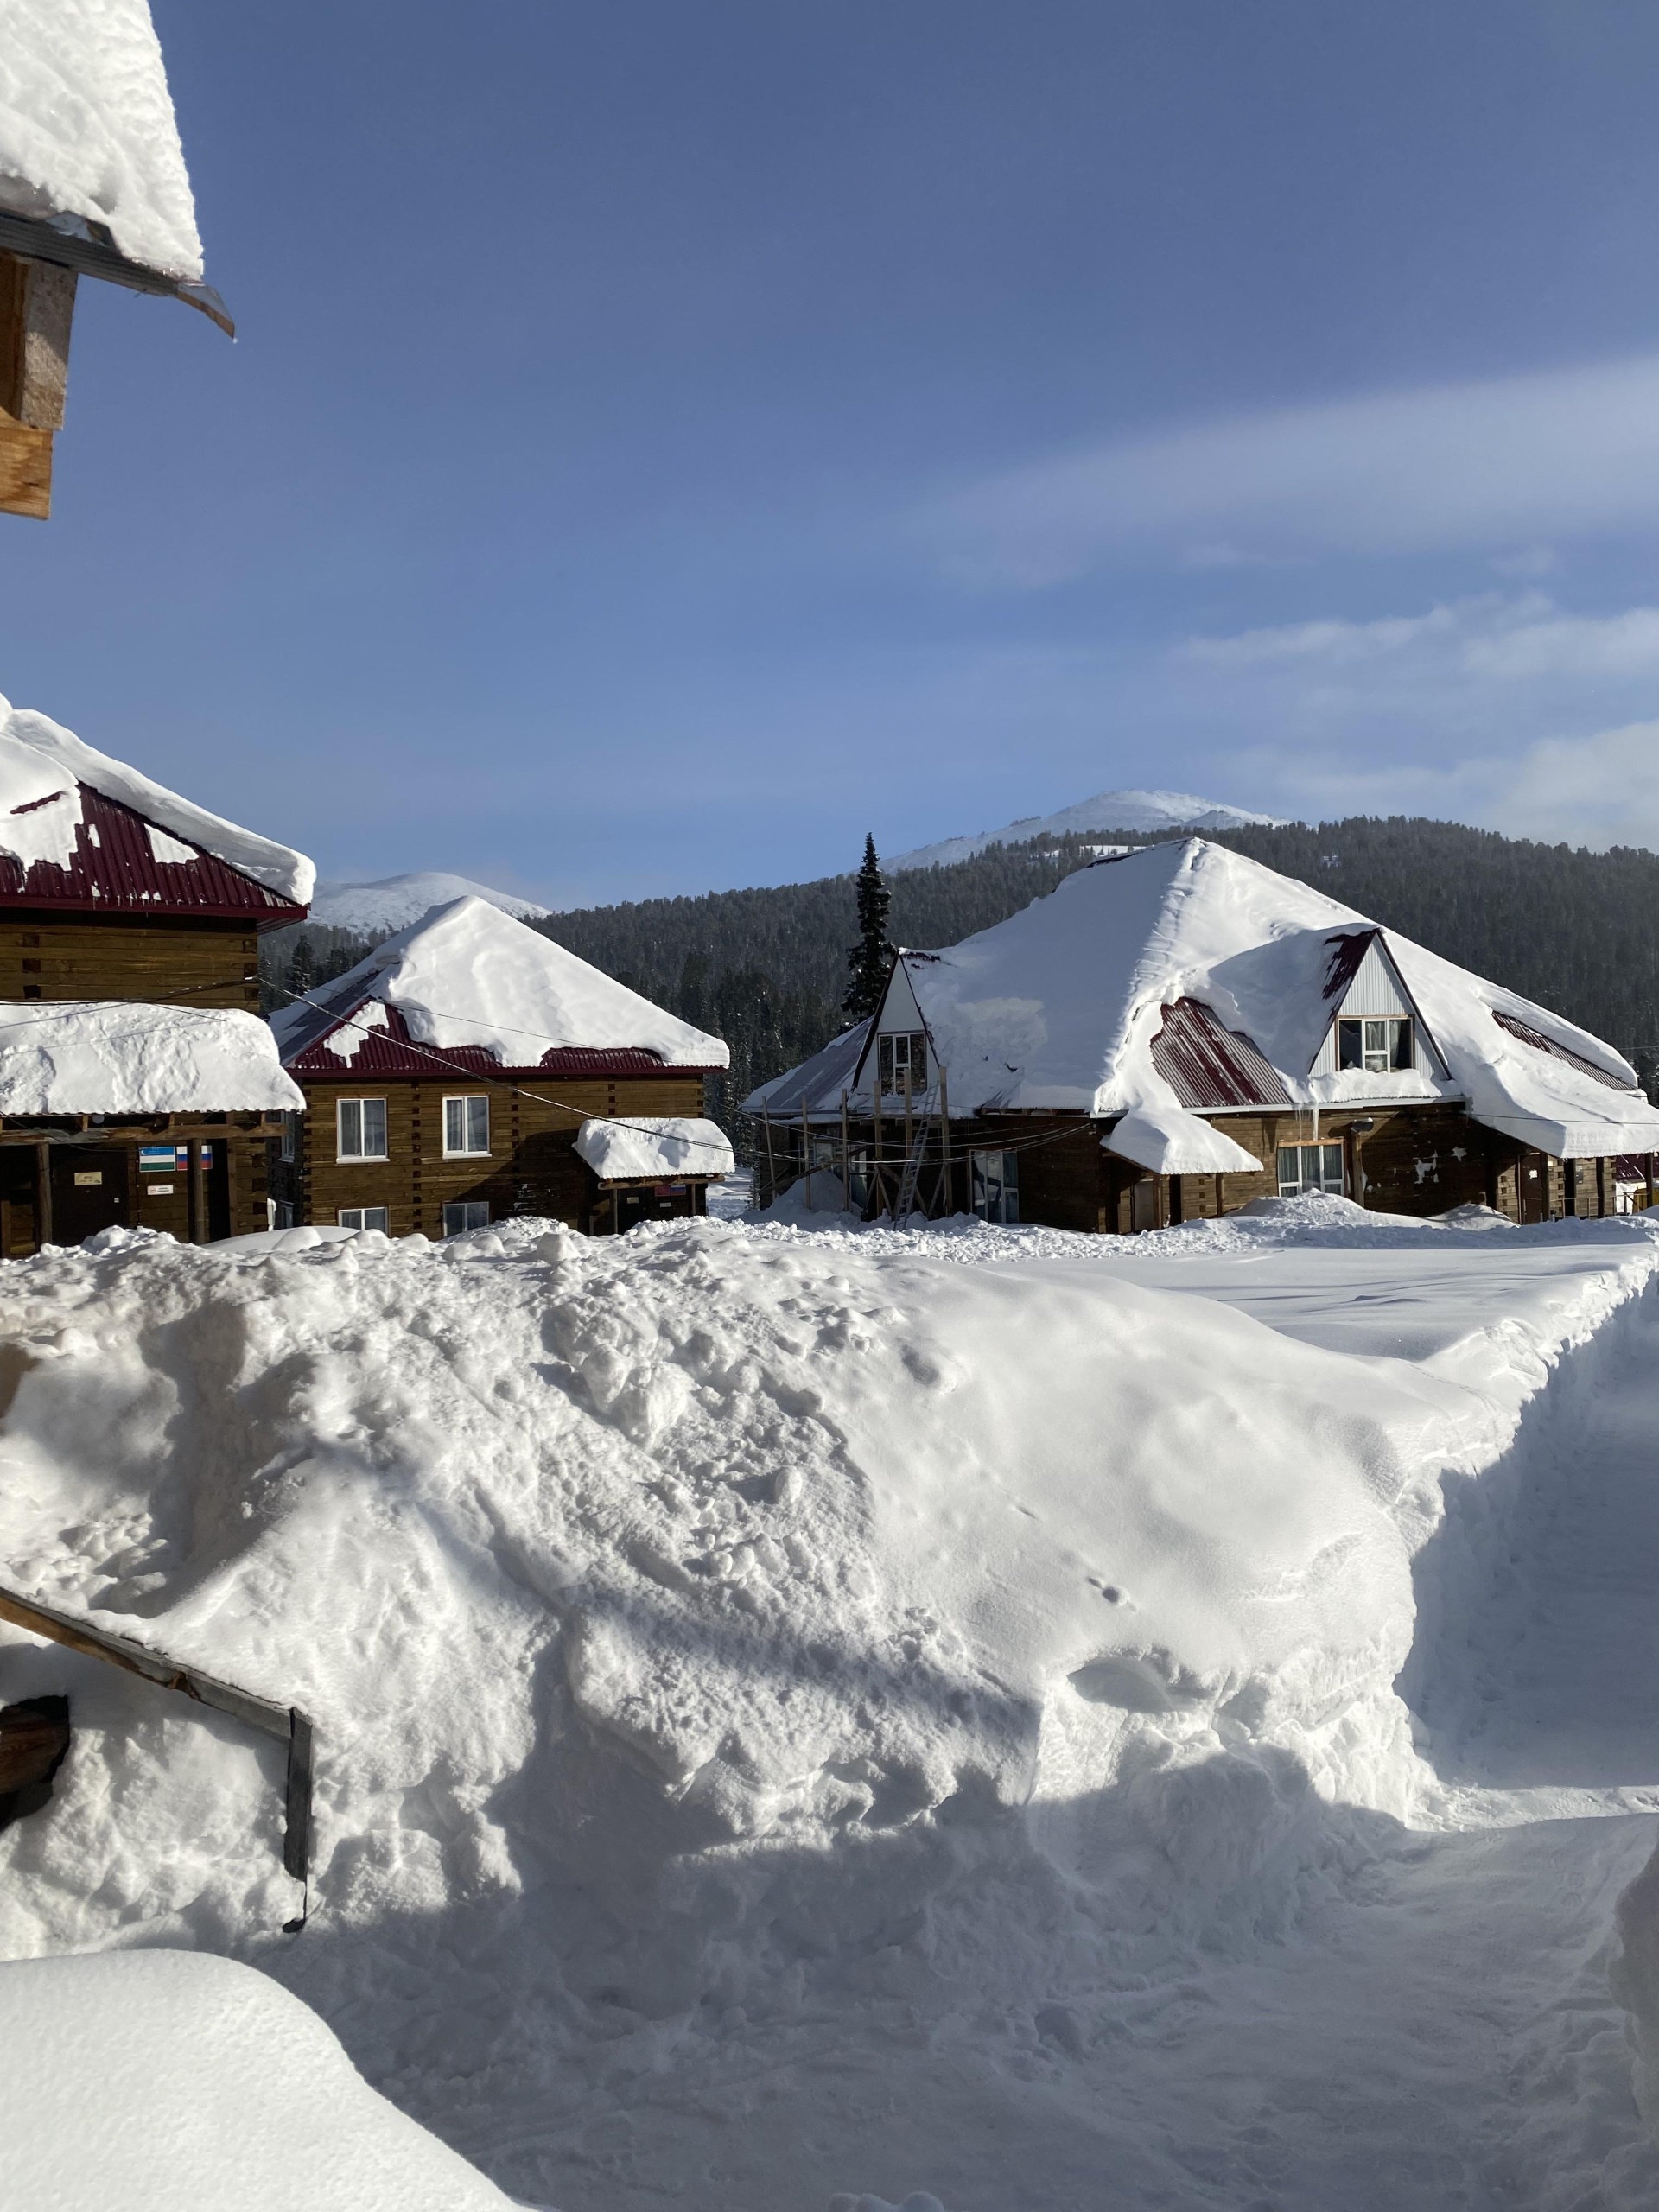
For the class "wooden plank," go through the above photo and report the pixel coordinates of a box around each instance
[0,419,51,520]
[16,260,74,429]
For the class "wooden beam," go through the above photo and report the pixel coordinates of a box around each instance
[0,420,51,520]
[0,256,76,429]
[33,1140,50,1245]
[0,1577,313,1904]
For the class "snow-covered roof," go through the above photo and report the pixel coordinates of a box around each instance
[0,696,314,909]
[0,1,203,281]
[757,840,1659,1161]
[0,1001,302,1115]
[742,1020,870,1119]
[309,873,551,939]
[273,896,728,1073]
[575,1116,734,1182]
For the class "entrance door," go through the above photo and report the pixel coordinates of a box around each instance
[1516,1150,1548,1224]
[49,1147,130,1244]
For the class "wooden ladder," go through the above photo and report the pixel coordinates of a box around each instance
[892,1120,931,1220]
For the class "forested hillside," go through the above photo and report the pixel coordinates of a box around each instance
[264,820,1659,1140]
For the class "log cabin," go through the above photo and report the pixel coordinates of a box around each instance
[747,838,1659,1230]
[270,896,732,1237]
[0,696,312,1251]
[0,2,232,518]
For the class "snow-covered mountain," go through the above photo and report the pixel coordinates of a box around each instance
[889,787,1284,871]
[309,872,550,938]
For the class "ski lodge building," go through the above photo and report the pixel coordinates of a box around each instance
[0,697,308,1251]
[747,839,1659,1230]
[270,897,733,1237]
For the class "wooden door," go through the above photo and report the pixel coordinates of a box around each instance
[1516,1150,1548,1224]
[49,1147,130,1244]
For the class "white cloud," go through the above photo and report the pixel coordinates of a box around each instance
[1183,592,1659,682]
[1253,720,1659,850]
[930,354,1659,584]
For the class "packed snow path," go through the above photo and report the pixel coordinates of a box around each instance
[3,1204,1659,2208]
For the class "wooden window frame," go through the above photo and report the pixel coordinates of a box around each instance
[442,1200,490,1237]
[337,1206,389,1233]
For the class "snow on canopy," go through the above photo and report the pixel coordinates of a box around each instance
[0,696,314,906]
[272,896,729,1072]
[575,1115,734,1182]
[0,1000,302,1115]
[750,839,1659,1163]
[0,0,203,281]
[2,1951,513,2209]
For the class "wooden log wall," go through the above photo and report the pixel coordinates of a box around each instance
[0,917,263,1010]
[294,1072,707,1236]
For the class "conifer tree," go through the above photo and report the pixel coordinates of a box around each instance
[842,833,892,1020]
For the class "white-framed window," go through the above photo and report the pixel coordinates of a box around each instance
[878,1029,928,1096]
[338,1206,389,1232]
[1337,1017,1413,1074]
[279,1110,302,1164]
[442,1200,490,1237]
[1278,1143,1345,1197]
[970,1149,1020,1224]
[336,1096,388,1161]
[442,1095,490,1156]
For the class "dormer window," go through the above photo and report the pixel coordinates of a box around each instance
[1338,1017,1413,1074]
[879,1030,928,1096]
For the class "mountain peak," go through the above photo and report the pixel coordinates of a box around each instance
[889,788,1283,872]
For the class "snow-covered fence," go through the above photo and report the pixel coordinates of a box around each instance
[0,1580,313,1923]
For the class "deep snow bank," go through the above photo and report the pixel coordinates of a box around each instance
[1,1209,1656,2204]
[0,1948,514,2209]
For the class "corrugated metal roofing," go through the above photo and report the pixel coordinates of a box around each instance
[1492,1009,1633,1094]
[1321,928,1377,1001]
[1149,997,1292,1109]
[282,998,722,1081]
[0,787,306,924]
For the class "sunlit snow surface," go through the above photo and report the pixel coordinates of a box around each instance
[3,1198,1659,2209]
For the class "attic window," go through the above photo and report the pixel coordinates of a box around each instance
[878,1031,928,1097]
[1338,1018,1412,1074]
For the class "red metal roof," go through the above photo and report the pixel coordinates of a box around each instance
[1491,1008,1633,1093]
[0,787,307,925]
[283,998,721,1081]
[1149,997,1292,1109]
[1321,928,1377,1001]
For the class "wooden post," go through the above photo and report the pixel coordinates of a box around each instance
[903,1068,914,1217]
[760,1107,778,1211]
[33,1139,50,1248]
[841,1091,852,1213]
[802,1101,813,1211]
[188,1140,207,1245]
[0,254,76,521]
[872,1076,884,1218]
[938,1066,951,1217]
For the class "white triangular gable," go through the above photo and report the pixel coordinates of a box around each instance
[1311,932,1447,1077]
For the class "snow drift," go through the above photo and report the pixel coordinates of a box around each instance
[1,1207,1657,2205]
[0,1948,513,2209]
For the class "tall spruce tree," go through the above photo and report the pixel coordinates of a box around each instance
[843,833,892,1020]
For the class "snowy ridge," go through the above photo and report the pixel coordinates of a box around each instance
[272,893,727,1071]
[0,696,314,906]
[4,1205,1659,2201]
[890,786,1281,870]
[0,0,203,280]
[310,873,551,939]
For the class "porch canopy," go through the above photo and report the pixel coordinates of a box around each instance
[575,1116,734,1184]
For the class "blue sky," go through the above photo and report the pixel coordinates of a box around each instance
[7,2,1659,904]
